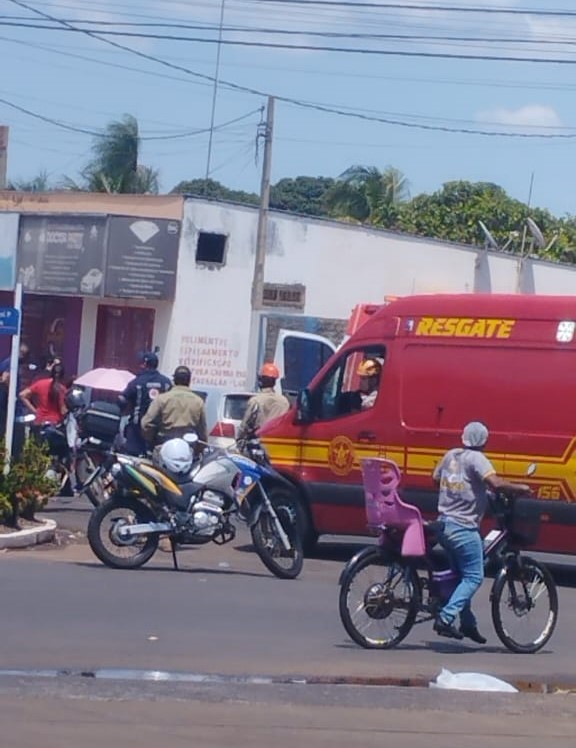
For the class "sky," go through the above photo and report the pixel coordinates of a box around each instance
[2,0,576,224]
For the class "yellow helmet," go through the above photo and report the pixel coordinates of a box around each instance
[357,358,382,377]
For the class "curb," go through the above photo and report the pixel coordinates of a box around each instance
[282,673,576,695]
[0,517,57,550]
[1,668,574,695]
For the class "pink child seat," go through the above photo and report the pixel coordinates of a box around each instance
[361,457,426,557]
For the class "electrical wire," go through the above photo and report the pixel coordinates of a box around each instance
[0,34,213,89]
[6,20,576,62]
[6,0,576,139]
[6,34,576,94]
[0,95,262,140]
[223,1,576,18]
[5,18,576,48]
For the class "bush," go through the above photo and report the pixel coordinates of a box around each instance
[0,438,58,527]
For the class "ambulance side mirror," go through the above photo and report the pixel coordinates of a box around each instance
[296,388,312,424]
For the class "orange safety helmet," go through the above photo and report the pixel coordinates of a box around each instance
[260,362,280,379]
[357,358,382,378]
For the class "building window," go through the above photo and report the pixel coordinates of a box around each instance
[196,232,227,265]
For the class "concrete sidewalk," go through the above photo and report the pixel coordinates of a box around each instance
[1,676,576,748]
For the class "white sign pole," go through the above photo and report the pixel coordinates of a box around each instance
[4,282,23,475]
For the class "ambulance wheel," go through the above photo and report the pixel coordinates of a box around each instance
[302,523,320,556]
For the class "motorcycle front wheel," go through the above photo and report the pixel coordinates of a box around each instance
[491,556,558,654]
[251,500,303,580]
[87,497,160,569]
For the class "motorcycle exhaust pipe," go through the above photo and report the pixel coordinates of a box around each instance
[116,521,172,538]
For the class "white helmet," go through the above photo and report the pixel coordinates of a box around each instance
[159,438,193,475]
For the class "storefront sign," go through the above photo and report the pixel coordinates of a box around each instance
[0,307,19,335]
[0,212,18,290]
[17,214,107,296]
[104,216,180,300]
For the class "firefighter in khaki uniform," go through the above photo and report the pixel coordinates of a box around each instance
[237,362,291,444]
[141,365,207,447]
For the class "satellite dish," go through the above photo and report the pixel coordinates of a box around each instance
[478,220,499,250]
[526,217,545,249]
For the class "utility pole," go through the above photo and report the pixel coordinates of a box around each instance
[205,0,226,181]
[246,96,275,390]
[0,126,8,190]
[251,96,275,311]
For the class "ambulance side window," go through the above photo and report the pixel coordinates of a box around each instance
[311,346,385,421]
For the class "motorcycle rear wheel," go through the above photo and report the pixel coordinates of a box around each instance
[76,453,111,507]
[87,497,160,569]
[251,500,303,580]
[339,548,419,649]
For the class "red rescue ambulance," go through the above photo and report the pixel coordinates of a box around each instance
[260,294,576,555]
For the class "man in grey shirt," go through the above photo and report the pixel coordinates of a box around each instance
[432,421,530,643]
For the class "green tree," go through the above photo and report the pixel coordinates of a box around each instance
[325,165,409,226]
[64,115,159,194]
[397,180,571,255]
[171,177,259,205]
[270,176,335,216]
[7,170,52,192]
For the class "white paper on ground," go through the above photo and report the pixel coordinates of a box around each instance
[429,668,518,693]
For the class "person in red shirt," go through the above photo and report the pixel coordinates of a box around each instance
[19,362,67,427]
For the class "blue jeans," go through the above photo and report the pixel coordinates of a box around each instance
[438,519,484,629]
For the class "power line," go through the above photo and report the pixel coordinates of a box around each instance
[7,0,576,139]
[229,0,576,17]
[0,34,213,89]
[17,0,576,23]
[0,95,262,140]
[4,17,576,48]
[5,19,576,64]
[6,33,576,94]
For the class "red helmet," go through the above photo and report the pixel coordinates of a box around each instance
[260,362,280,379]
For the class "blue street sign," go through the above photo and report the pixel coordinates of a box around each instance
[0,307,20,336]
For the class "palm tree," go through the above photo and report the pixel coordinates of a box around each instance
[325,165,409,227]
[7,170,52,192]
[64,115,159,194]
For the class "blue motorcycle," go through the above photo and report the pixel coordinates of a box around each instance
[86,435,303,579]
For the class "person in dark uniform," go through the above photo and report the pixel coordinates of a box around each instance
[118,352,171,456]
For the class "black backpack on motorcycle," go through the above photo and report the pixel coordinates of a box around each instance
[80,401,122,447]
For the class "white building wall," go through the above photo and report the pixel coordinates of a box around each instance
[264,219,477,317]
[532,262,576,295]
[155,198,576,388]
[159,203,256,389]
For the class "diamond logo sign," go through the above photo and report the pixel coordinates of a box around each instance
[556,321,575,343]
[105,216,180,300]
[129,220,160,244]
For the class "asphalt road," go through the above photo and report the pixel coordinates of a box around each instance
[3,498,576,746]
[1,498,576,685]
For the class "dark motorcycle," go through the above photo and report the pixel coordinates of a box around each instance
[40,392,121,507]
[87,435,304,579]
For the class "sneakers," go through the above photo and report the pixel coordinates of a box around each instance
[433,618,464,640]
[460,625,487,645]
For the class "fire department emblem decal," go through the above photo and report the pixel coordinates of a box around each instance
[328,436,355,476]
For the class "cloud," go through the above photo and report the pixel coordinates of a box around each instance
[476,105,564,129]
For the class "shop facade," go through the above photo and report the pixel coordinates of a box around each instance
[0,193,183,377]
